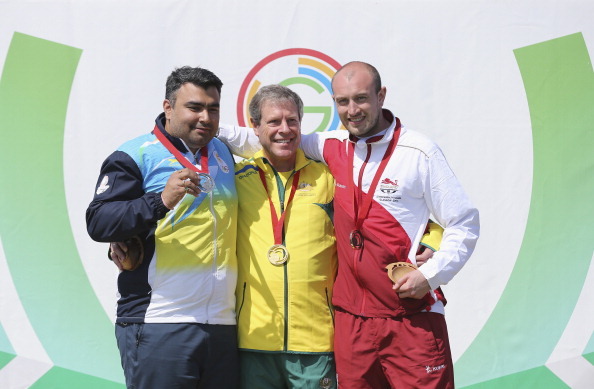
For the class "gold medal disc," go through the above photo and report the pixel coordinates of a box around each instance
[267,244,289,265]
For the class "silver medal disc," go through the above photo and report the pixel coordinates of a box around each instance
[197,173,215,193]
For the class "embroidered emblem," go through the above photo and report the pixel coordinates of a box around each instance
[214,151,230,173]
[298,181,313,191]
[377,177,402,202]
[96,175,110,195]
[319,377,333,388]
[379,177,399,193]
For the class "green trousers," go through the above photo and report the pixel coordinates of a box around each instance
[239,350,336,389]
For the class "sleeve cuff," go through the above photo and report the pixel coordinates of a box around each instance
[148,192,171,219]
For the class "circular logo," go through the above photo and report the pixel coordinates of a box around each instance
[236,48,343,134]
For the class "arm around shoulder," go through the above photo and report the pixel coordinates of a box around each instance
[217,123,261,158]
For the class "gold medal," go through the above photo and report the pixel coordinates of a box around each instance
[267,244,289,265]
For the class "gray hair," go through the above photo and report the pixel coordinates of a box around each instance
[249,85,304,125]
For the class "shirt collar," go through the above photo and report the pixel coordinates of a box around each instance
[154,112,203,162]
[252,148,311,174]
[348,109,398,146]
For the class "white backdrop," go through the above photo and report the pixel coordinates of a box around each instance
[1,1,593,388]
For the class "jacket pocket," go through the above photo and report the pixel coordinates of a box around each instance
[325,287,335,326]
[236,282,247,321]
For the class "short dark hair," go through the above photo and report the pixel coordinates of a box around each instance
[248,84,304,125]
[165,66,223,106]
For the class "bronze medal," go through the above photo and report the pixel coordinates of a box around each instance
[347,119,401,252]
[385,262,418,283]
[349,229,363,249]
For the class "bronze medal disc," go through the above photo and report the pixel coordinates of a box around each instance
[385,262,418,283]
[349,230,363,249]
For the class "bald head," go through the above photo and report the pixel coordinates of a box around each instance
[332,61,382,94]
[330,61,389,138]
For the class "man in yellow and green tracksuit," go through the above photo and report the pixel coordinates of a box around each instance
[234,84,338,388]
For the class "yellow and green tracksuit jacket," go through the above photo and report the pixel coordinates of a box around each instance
[235,149,337,353]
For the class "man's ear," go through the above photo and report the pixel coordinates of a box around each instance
[378,86,387,106]
[163,99,173,119]
[250,118,260,136]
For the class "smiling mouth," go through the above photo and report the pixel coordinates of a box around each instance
[274,139,292,144]
[349,116,365,124]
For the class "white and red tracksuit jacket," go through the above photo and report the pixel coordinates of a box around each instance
[300,110,479,318]
[219,110,479,318]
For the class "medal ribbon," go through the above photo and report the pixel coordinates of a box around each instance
[258,168,301,245]
[153,125,209,174]
[347,118,401,235]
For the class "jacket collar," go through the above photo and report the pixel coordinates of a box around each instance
[252,148,311,174]
[154,112,193,154]
[348,109,402,146]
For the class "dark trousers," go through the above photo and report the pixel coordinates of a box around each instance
[116,322,239,389]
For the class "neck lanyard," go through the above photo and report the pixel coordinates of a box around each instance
[153,125,209,174]
[347,118,401,249]
[258,168,301,246]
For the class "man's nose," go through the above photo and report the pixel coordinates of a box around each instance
[347,100,360,116]
[198,110,211,123]
[278,120,291,132]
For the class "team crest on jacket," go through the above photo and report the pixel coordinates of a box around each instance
[297,181,315,196]
[377,177,402,202]
[213,151,230,173]
[380,178,399,193]
[96,175,110,195]
[298,181,312,191]
[319,377,333,388]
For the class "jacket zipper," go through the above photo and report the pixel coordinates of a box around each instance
[274,169,292,352]
[354,144,373,315]
[204,191,217,323]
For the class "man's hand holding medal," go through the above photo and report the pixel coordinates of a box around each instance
[161,168,203,210]
[387,246,434,299]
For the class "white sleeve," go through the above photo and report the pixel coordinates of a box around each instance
[217,124,261,158]
[417,147,480,290]
[300,130,349,162]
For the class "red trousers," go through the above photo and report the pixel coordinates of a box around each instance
[334,310,454,388]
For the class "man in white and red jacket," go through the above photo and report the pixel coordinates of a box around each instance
[301,61,479,388]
